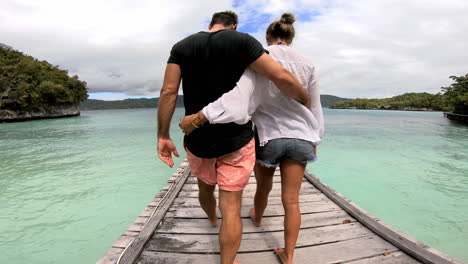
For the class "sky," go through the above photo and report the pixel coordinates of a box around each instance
[1,0,467,100]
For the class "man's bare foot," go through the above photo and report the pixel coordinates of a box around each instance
[273,248,291,264]
[249,208,261,227]
[233,259,240,264]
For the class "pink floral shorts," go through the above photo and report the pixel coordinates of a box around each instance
[186,139,255,192]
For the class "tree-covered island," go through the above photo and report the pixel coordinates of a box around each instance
[330,74,468,116]
[0,43,88,122]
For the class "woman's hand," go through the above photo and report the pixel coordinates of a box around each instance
[179,114,197,135]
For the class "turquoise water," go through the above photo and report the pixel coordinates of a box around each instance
[0,108,467,263]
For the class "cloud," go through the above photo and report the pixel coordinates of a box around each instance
[0,0,231,96]
[1,0,467,98]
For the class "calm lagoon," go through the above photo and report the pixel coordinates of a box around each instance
[0,108,467,263]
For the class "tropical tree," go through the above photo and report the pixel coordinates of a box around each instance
[441,74,468,114]
[0,43,88,111]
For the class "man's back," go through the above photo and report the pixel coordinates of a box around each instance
[168,29,265,158]
[169,29,264,115]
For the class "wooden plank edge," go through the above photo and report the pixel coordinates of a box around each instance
[97,160,190,264]
[116,163,192,264]
[303,171,465,264]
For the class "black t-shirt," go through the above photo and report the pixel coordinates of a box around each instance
[168,29,265,158]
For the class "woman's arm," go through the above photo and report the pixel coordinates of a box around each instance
[308,68,324,144]
[179,69,257,134]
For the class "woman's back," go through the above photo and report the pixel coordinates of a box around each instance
[252,45,324,146]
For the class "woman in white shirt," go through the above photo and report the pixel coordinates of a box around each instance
[179,13,324,264]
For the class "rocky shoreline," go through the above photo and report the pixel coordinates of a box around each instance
[0,104,80,123]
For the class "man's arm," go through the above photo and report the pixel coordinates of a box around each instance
[250,53,311,107]
[157,63,181,167]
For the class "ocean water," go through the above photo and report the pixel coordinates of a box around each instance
[0,108,467,263]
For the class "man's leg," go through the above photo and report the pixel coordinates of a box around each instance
[197,179,218,227]
[274,160,305,264]
[216,138,255,264]
[219,190,243,264]
[186,148,218,226]
[250,163,275,227]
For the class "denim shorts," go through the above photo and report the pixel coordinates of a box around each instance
[255,138,317,168]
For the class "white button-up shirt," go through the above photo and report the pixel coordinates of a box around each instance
[201,45,324,146]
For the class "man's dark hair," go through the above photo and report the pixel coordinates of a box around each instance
[209,11,238,27]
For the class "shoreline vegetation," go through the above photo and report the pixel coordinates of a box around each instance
[329,92,450,112]
[80,94,348,110]
[329,74,467,119]
[0,44,88,123]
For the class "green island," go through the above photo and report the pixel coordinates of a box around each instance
[329,74,468,118]
[0,44,88,122]
[80,94,348,110]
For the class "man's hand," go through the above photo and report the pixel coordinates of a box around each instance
[250,53,310,107]
[157,138,179,168]
[313,145,317,156]
[179,114,197,135]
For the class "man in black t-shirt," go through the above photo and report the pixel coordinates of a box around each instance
[157,11,309,264]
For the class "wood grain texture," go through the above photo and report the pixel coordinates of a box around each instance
[164,200,341,218]
[171,192,329,208]
[177,182,319,198]
[146,223,372,253]
[349,251,421,264]
[138,236,399,264]
[157,210,355,234]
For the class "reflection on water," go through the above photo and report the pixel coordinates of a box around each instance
[1,108,467,263]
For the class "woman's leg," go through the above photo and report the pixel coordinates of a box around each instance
[250,163,276,227]
[274,160,305,264]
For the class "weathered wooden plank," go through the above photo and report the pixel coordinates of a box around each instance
[165,200,341,218]
[117,166,192,264]
[97,247,125,264]
[304,171,453,264]
[348,251,421,264]
[185,175,292,184]
[139,235,400,264]
[181,182,316,193]
[177,183,319,198]
[157,210,355,234]
[290,235,399,264]
[188,170,282,178]
[146,223,372,253]
[171,192,329,208]
[112,231,139,249]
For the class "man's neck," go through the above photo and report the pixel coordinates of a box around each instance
[207,24,231,33]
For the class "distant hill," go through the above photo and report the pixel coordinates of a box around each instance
[81,94,347,110]
[329,92,451,111]
[81,97,184,110]
[320,94,349,107]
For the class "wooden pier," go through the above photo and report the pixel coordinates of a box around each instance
[98,160,465,264]
[444,112,468,124]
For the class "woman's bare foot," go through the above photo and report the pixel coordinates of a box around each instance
[208,216,218,227]
[249,208,261,227]
[273,248,292,264]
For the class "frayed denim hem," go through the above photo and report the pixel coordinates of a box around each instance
[256,159,279,168]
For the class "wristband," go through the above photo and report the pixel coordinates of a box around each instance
[190,115,200,128]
